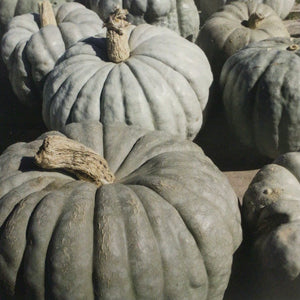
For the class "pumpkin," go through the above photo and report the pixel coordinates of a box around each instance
[0,0,77,38]
[242,151,300,297]
[1,1,104,108]
[42,9,213,140]
[220,37,300,159]
[194,0,295,25]
[88,0,200,42]
[197,1,290,80]
[0,121,242,300]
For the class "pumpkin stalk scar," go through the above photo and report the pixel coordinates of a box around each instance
[34,135,115,187]
[104,7,131,63]
[287,44,300,51]
[247,12,264,29]
[38,0,57,27]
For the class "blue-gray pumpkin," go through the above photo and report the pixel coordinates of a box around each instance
[43,20,213,140]
[220,37,300,159]
[1,2,104,107]
[0,121,242,300]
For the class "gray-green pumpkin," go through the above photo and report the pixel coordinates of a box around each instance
[42,20,213,140]
[220,37,300,159]
[1,2,104,108]
[88,0,200,42]
[197,1,289,79]
[243,151,300,293]
[0,121,242,300]
[0,0,76,38]
[194,0,295,25]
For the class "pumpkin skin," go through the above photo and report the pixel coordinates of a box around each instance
[0,121,242,300]
[1,2,104,108]
[197,1,289,79]
[88,0,200,42]
[42,24,213,140]
[242,151,300,292]
[220,37,300,159]
[194,0,295,24]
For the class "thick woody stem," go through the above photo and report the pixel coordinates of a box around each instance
[105,8,130,63]
[247,12,264,29]
[35,135,115,187]
[38,0,57,27]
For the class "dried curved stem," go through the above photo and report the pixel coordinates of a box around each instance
[35,135,115,187]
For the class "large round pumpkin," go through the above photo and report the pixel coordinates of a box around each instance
[88,0,200,42]
[220,37,300,159]
[242,151,300,298]
[0,121,242,300]
[42,22,213,140]
[1,2,104,108]
[194,0,295,24]
[197,1,289,79]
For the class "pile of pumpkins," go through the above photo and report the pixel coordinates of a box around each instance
[0,0,299,299]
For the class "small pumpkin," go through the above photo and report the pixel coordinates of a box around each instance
[88,0,200,42]
[0,121,242,300]
[43,9,213,140]
[194,0,295,25]
[1,1,104,108]
[197,1,290,79]
[242,151,300,297]
[220,37,300,159]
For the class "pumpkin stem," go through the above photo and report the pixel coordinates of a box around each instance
[38,0,57,27]
[247,12,264,29]
[35,135,115,187]
[104,7,130,63]
[287,44,299,51]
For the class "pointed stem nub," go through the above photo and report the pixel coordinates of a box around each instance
[105,8,130,63]
[247,12,264,29]
[38,0,57,27]
[35,135,115,187]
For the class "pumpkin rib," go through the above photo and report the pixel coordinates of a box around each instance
[48,62,103,130]
[129,173,236,299]
[16,184,76,299]
[129,55,187,135]
[43,182,95,299]
[130,184,205,299]
[122,60,159,131]
[134,55,201,136]
[67,65,112,125]
[130,184,207,299]
[134,51,206,110]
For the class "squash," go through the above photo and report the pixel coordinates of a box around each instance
[88,0,200,42]
[242,151,300,297]
[194,0,295,24]
[1,1,104,108]
[0,0,77,38]
[220,37,300,159]
[0,121,242,300]
[42,9,213,140]
[197,1,289,80]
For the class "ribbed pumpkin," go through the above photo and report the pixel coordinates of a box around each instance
[0,121,242,300]
[43,11,212,140]
[242,151,300,297]
[1,1,104,108]
[0,0,76,38]
[88,0,200,42]
[194,0,295,24]
[197,1,289,79]
[220,37,300,159]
